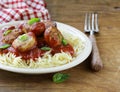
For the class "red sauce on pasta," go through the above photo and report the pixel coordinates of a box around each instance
[0,20,74,60]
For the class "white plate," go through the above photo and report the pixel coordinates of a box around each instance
[0,21,92,74]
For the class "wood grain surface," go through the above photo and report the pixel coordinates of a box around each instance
[0,0,120,92]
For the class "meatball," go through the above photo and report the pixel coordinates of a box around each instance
[44,26,63,47]
[43,20,56,29]
[12,32,37,52]
[1,27,23,44]
[30,22,45,36]
[18,21,31,33]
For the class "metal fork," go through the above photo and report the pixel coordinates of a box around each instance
[84,13,103,72]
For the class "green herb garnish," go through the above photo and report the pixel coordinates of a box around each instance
[41,47,51,51]
[62,38,68,45]
[53,73,69,83]
[0,44,11,49]
[3,30,12,36]
[18,34,28,41]
[28,18,40,25]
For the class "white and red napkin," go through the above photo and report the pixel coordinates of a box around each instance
[0,0,51,24]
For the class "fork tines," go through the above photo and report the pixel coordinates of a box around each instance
[84,13,99,33]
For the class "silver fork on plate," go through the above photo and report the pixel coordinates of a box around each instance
[84,13,103,72]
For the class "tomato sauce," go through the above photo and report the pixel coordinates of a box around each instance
[51,44,74,56]
[0,21,74,61]
[7,47,45,60]
[0,36,74,60]
[0,44,74,60]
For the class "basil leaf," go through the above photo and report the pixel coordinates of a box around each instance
[18,34,28,41]
[3,30,12,36]
[0,44,11,49]
[41,47,51,51]
[28,18,40,25]
[62,38,68,45]
[53,73,69,83]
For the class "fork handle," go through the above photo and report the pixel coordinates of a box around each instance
[89,35,103,72]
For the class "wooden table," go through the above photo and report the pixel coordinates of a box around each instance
[0,0,120,92]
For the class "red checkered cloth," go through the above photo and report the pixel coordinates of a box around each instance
[0,0,51,24]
